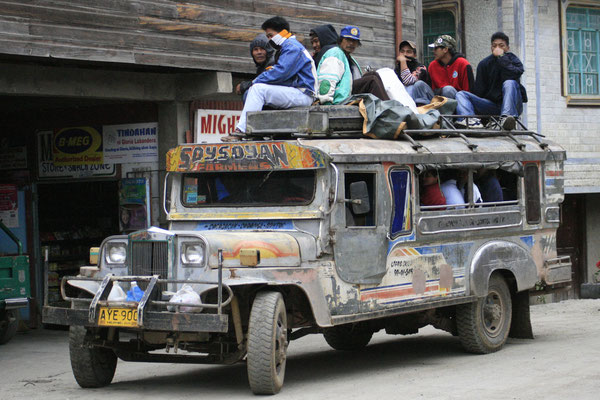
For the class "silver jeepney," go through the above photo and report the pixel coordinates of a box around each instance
[44,116,570,394]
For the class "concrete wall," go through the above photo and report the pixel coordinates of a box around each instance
[464,0,499,67]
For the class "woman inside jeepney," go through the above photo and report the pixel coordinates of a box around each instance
[420,169,446,207]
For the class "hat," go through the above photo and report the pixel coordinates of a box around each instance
[428,35,456,50]
[340,26,360,41]
[399,40,417,53]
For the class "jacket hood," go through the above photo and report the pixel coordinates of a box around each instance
[310,24,339,47]
[250,33,275,67]
[445,52,467,66]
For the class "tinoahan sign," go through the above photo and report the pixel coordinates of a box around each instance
[103,122,159,164]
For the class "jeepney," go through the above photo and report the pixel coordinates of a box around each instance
[43,108,571,394]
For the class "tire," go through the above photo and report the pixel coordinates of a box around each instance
[457,274,512,354]
[0,310,18,345]
[246,291,288,395]
[323,323,373,351]
[69,325,117,388]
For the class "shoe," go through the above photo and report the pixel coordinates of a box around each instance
[453,119,467,129]
[500,116,516,131]
[467,118,483,129]
[221,129,245,142]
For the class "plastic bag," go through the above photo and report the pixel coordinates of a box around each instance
[168,284,202,313]
[126,281,145,302]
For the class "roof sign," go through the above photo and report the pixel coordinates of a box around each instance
[167,142,329,172]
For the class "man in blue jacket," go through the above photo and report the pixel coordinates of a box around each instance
[455,32,527,130]
[228,16,317,138]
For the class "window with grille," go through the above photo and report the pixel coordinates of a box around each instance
[423,10,456,66]
[566,6,600,97]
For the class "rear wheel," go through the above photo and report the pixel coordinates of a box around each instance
[247,291,288,395]
[323,323,373,351]
[69,326,117,387]
[457,274,512,353]
[0,310,18,345]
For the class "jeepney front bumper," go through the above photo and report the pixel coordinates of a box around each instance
[42,274,232,333]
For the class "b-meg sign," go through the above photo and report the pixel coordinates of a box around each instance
[195,110,241,143]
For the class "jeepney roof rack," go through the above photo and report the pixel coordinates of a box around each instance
[243,107,549,152]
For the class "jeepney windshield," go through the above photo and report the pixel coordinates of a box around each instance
[181,170,316,207]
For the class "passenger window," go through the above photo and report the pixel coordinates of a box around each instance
[390,169,412,236]
[344,173,375,227]
[524,164,541,223]
[420,167,520,211]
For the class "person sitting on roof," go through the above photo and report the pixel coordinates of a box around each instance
[455,32,528,131]
[316,25,390,104]
[235,33,276,100]
[394,40,431,106]
[224,16,317,140]
[309,24,339,68]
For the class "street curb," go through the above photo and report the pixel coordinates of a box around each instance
[580,283,600,299]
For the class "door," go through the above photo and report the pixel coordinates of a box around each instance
[556,194,585,297]
[333,170,388,285]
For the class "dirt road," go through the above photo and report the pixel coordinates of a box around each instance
[1,299,599,399]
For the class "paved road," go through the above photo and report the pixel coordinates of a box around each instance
[1,299,599,400]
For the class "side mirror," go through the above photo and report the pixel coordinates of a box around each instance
[349,181,370,215]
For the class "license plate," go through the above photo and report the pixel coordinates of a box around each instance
[98,307,138,327]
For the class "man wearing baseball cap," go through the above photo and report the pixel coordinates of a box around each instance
[316,25,389,104]
[394,40,431,105]
[426,35,474,99]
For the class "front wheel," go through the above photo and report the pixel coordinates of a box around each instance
[69,326,117,387]
[456,274,512,354]
[0,310,18,345]
[246,291,288,395]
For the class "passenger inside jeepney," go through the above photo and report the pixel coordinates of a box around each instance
[439,169,466,208]
[420,170,446,207]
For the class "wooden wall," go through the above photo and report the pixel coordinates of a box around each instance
[0,0,419,73]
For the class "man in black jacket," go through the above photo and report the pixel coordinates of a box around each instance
[456,32,527,130]
[236,33,276,98]
[309,24,339,67]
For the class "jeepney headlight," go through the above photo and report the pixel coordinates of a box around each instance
[106,243,127,264]
[181,243,205,266]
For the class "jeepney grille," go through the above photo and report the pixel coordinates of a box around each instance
[131,241,169,277]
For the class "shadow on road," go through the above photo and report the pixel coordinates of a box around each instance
[107,332,464,395]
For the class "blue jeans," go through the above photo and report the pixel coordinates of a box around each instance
[456,80,523,117]
[407,81,457,105]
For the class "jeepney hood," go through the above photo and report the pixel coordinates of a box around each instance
[199,231,301,268]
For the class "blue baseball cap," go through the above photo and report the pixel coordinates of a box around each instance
[340,26,360,41]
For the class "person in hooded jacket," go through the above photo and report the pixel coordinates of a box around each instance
[309,24,339,67]
[236,34,275,98]
[408,35,474,106]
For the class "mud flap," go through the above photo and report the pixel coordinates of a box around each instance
[509,290,534,339]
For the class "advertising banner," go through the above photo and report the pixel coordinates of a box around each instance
[52,126,104,165]
[37,130,116,179]
[103,122,159,163]
[195,110,241,143]
[119,178,151,233]
[0,184,18,228]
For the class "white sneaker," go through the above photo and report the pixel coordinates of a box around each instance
[468,119,483,129]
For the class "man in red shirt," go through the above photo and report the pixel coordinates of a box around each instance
[409,35,474,104]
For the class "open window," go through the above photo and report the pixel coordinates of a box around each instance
[344,173,375,227]
[418,165,520,211]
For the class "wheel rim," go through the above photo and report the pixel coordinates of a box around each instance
[274,311,288,375]
[482,289,505,338]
